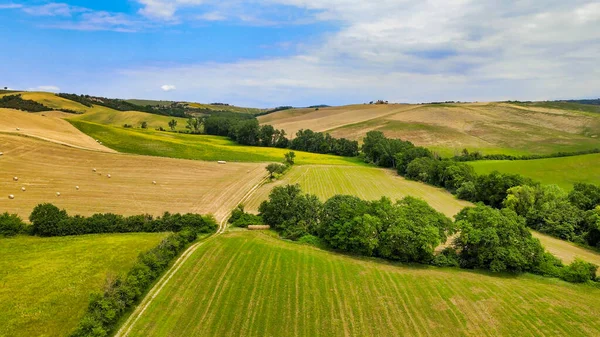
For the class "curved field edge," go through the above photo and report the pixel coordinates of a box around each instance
[0,233,168,337]
[469,153,600,190]
[125,231,600,337]
[67,120,364,165]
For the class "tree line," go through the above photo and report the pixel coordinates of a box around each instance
[452,148,600,162]
[202,115,359,157]
[0,203,217,237]
[57,93,193,117]
[256,184,598,283]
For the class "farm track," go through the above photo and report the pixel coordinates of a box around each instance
[115,174,268,336]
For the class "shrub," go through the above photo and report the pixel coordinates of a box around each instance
[297,234,324,247]
[432,248,460,267]
[29,203,69,237]
[560,259,598,283]
[0,212,26,236]
[231,213,263,228]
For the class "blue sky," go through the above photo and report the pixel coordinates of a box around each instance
[1,1,599,107]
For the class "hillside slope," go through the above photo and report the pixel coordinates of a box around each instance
[125,231,600,337]
[259,102,600,156]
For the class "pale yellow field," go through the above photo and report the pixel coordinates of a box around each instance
[0,134,266,222]
[0,108,113,152]
[259,103,600,156]
[533,231,600,275]
[245,165,471,218]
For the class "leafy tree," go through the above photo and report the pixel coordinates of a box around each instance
[0,212,26,236]
[319,195,377,255]
[29,203,69,237]
[560,258,598,283]
[439,162,476,193]
[140,121,148,129]
[284,151,296,166]
[259,124,276,147]
[186,117,202,133]
[453,205,544,273]
[376,197,453,263]
[266,163,286,178]
[569,183,600,211]
[474,171,533,208]
[456,181,477,201]
[258,184,322,239]
[583,207,600,247]
[405,157,438,183]
[396,146,433,174]
[168,119,178,130]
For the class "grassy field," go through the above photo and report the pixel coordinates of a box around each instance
[532,231,600,275]
[259,102,600,156]
[123,231,600,337]
[469,153,600,190]
[68,120,364,165]
[187,102,266,114]
[245,165,471,217]
[0,134,266,222]
[71,105,189,131]
[0,233,168,337]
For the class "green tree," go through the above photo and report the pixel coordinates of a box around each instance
[266,163,286,179]
[454,205,544,273]
[0,212,26,236]
[258,184,322,240]
[29,203,69,237]
[140,121,148,129]
[186,117,202,133]
[569,183,600,211]
[284,151,296,166]
[168,119,178,130]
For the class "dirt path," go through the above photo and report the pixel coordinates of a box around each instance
[115,174,268,337]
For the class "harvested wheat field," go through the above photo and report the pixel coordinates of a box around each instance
[123,231,600,337]
[245,165,471,217]
[0,108,113,152]
[0,133,266,221]
[261,103,600,156]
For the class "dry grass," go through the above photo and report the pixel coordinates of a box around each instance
[260,103,600,156]
[0,134,266,222]
[0,108,114,152]
[532,231,600,275]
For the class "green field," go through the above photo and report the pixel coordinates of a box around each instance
[68,120,363,165]
[71,106,189,131]
[0,233,168,337]
[245,165,471,217]
[469,153,600,190]
[123,231,600,337]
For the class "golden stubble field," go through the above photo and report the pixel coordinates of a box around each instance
[259,103,600,155]
[0,134,266,222]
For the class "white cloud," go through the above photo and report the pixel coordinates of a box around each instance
[137,0,205,20]
[105,0,600,106]
[28,85,60,92]
[197,11,226,21]
[0,3,22,9]
[161,84,176,91]
[22,3,82,17]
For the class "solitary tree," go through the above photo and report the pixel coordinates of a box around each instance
[168,119,178,131]
[186,117,202,133]
[266,163,284,179]
[141,121,148,129]
[284,151,296,166]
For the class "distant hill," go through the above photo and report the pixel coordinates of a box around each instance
[258,102,600,156]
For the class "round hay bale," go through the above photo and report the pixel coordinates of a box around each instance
[13,177,18,181]
[75,186,80,190]
[8,194,14,199]
[16,127,20,131]
[92,168,97,172]
[0,152,3,156]
[152,181,157,185]
[56,192,61,197]
[21,187,26,192]
[107,174,111,178]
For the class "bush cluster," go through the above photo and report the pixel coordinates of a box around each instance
[259,185,454,263]
[70,230,197,337]
[228,205,263,228]
[0,212,27,237]
[259,185,598,283]
[29,203,217,237]
[0,94,54,112]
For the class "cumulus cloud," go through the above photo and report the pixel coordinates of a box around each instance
[107,0,600,106]
[28,85,60,92]
[161,84,176,91]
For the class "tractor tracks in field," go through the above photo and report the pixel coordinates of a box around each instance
[115,173,269,337]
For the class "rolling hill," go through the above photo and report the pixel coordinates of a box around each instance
[259,102,600,156]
